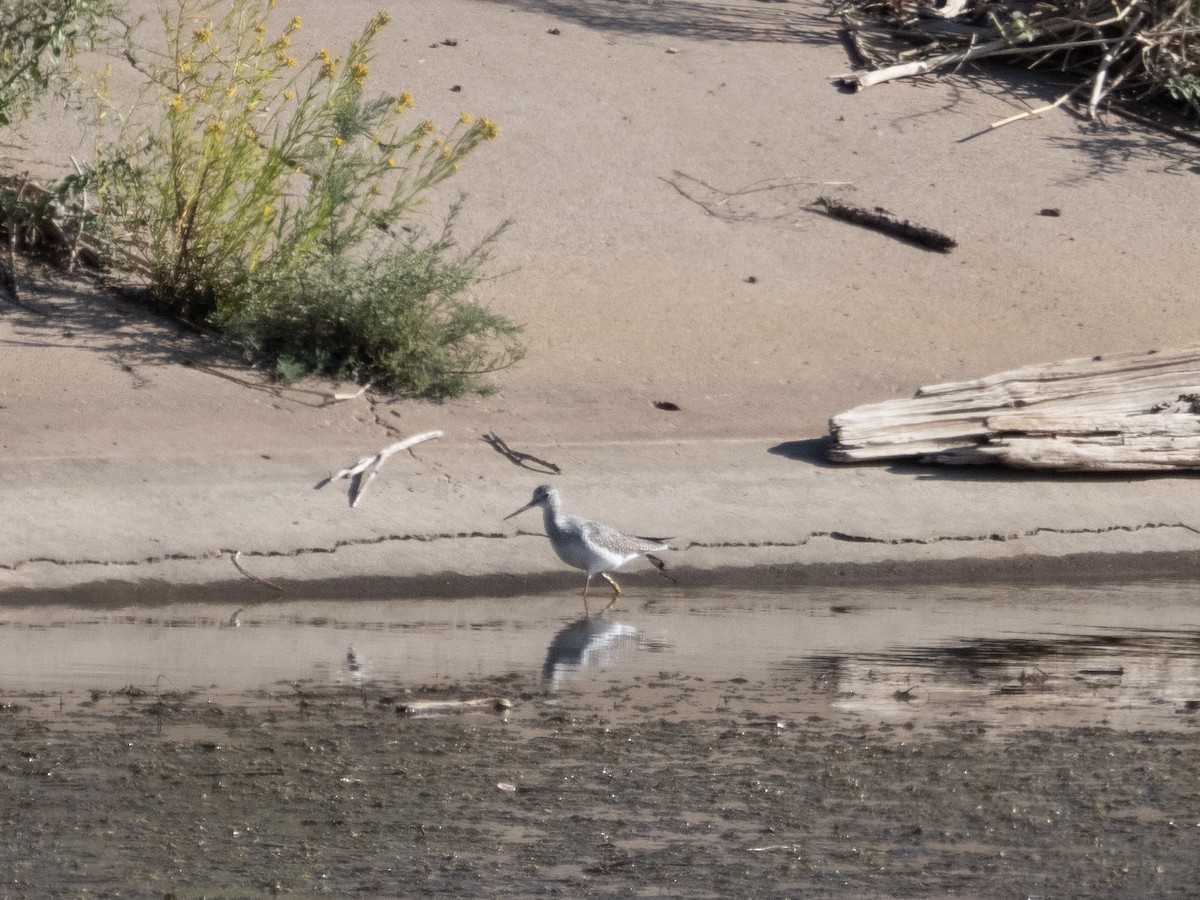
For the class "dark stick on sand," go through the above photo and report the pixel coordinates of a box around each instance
[814,197,957,253]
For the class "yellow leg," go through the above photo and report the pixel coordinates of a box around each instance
[600,573,622,611]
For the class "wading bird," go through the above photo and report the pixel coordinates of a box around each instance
[504,485,671,612]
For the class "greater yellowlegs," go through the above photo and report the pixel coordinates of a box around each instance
[504,485,670,611]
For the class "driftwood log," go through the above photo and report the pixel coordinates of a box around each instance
[828,346,1200,470]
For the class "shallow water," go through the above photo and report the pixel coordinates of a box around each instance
[3,582,1200,897]
[3,581,1199,731]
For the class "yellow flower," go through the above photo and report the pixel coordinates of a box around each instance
[332,136,344,147]
[441,147,451,159]
[282,89,295,101]
[224,85,237,97]
[396,91,414,112]
[169,93,184,113]
[275,34,290,50]
[351,62,369,85]
[479,118,500,140]
[285,56,297,68]
[459,112,473,125]
[318,49,337,79]
[416,119,435,136]
[289,16,302,30]
[254,22,266,43]
[193,25,213,45]
[206,119,225,134]
[244,126,257,139]
[369,11,391,33]
[262,204,273,217]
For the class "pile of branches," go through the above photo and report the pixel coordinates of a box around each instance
[833,0,1200,120]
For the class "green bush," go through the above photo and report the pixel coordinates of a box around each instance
[93,0,520,396]
[225,205,521,397]
[0,0,109,126]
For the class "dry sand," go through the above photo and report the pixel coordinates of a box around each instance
[5,0,1200,598]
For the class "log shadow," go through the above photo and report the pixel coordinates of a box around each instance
[769,437,840,466]
[885,459,1200,484]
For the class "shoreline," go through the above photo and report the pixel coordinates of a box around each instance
[4,547,1198,607]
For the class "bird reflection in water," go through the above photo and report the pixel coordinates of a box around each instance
[542,616,667,690]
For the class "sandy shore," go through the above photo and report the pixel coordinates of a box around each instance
[5,0,1200,599]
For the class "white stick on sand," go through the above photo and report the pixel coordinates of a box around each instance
[322,430,444,507]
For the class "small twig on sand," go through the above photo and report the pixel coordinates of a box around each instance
[319,430,445,507]
[185,359,371,407]
[231,551,283,591]
[813,197,957,252]
[988,85,1085,130]
[664,170,853,224]
[482,432,561,474]
[327,383,371,404]
[396,697,513,717]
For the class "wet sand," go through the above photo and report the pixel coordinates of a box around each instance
[5,678,1200,897]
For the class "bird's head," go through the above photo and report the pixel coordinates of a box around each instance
[504,484,558,520]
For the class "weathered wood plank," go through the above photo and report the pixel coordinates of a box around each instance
[987,413,1200,437]
[828,346,1200,464]
[937,437,1200,470]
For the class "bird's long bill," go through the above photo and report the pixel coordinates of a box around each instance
[503,500,537,521]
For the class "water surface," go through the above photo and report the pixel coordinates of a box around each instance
[3,581,1198,731]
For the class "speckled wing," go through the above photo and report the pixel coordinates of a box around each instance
[581,519,667,555]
